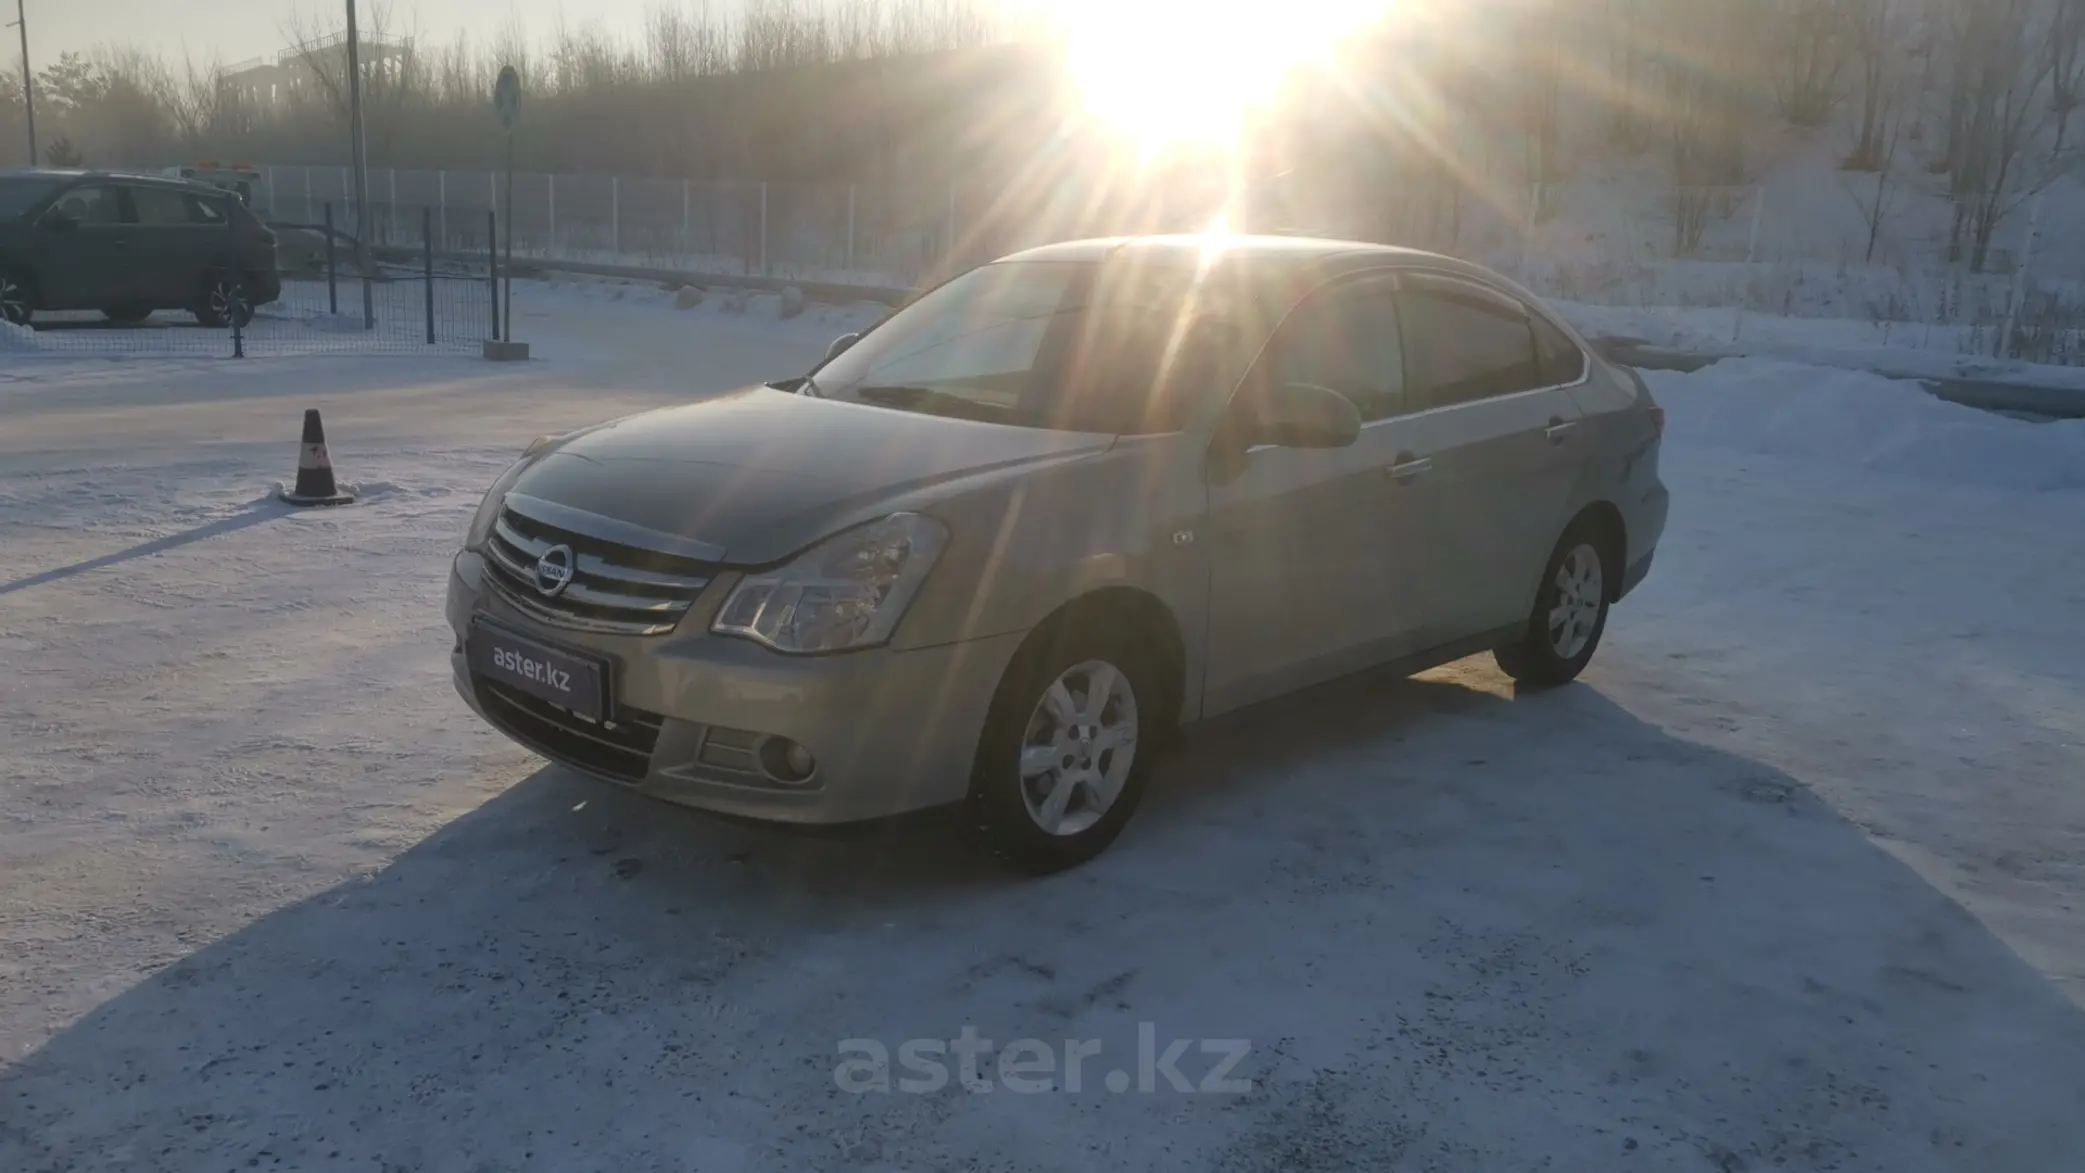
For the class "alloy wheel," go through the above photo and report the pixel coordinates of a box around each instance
[0,274,29,326]
[1547,543,1605,659]
[1018,659,1139,837]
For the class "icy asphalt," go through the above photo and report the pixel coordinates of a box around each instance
[2,286,2083,1171]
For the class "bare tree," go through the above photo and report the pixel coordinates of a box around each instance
[1938,0,2064,270]
[1842,0,1896,169]
[2049,0,2085,154]
[1839,70,1907,261]
[1771,0,1851,127]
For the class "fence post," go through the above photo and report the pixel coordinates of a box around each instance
[438,170,448,251]
[682,179,690,253]
[760,182,769,276]
[424,206,436,345]
[488,209,500,342]
[324,202,338,315]
[1999,190,2046,361]
[1733,186,1767,343]
[612,177,622,255]
[388,168,397,243]
[548,173,557,255]
[263,165,276,217]
[303,166,314,222]
[490,170,498,216]
[846,184,856,273]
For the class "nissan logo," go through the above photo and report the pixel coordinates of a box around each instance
[533,544,575,597]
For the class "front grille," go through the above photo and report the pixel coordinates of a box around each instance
[482,496,718,636]
[476,678,664,784]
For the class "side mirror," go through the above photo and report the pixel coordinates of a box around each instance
[1239,379,1362,449]
[823,332,860,364]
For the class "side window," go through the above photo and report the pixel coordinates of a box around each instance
[1265,284,1406,421]
[45,184,125,226]
[129,186,193,226]
[185,194,229,224]
[1531,312,1587,386]
[1397,280,1544,409]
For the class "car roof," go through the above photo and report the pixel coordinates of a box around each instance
[998,234,1504,284]
[0,167,220,193]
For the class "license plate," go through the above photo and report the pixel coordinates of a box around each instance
[467,618,609,721]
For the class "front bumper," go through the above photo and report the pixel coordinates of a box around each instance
[447,550,1024,824]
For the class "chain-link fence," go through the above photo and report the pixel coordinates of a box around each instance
[4,201,495,360]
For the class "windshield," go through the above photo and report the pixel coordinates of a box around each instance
[807,256,1281,434]
[0,176,64,220]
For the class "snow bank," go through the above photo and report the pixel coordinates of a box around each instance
[1652,358,2085,492]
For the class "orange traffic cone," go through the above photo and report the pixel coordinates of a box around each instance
[279,409,355,507]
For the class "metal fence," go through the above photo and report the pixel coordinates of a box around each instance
[4,203,495,360]
[257,165,961,290]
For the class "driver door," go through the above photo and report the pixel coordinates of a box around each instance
[1200,275,1440,717]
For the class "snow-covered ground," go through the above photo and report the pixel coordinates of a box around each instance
[3,294,2084,1171]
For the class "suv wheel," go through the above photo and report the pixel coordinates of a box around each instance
[1494,520,1613,688]
[969,626,1161,874]
[0,269,33,327]
[194,273,254,329]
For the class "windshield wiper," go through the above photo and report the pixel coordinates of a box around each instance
[854,384,1013,423]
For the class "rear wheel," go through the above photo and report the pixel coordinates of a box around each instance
[193,273,254,329]
[0,269,33,327]
[1494,520,1613,688]
[969,626,1163,874]
[101,304,152,325]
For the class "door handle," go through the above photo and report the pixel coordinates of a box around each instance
[1544,416,1578,444]
[1386,452,1432,482]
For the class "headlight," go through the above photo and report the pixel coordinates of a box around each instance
[712,513,949,654]
[464,434,559,550]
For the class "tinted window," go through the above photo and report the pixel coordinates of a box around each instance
[1531,312,1586,385]
[1266,283,1405,421]
[46,185,124,226]
[0,176,64,219]
[1398,280,1543,408]
[129,186,194,226]
[187,194,229,223]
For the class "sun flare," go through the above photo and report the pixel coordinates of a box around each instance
[1064,0,1386,150]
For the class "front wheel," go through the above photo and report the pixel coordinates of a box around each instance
[1494,522,1613,688]
[969,628,1161,874]
[0,269,33,327]
[193,273,254,329]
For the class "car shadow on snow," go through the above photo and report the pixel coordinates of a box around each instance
[6,666,2085,1172]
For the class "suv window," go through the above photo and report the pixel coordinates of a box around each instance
[129,186,193,226]
[45,184,124,227]
[1265,282,1406,421]
[1531,312,1587,386]
[1398,278,1544,408]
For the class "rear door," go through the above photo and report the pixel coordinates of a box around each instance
[124,185,227,307]
[1397,273,1588,639]
[1201,275,1441,715]
[30,183,131,308]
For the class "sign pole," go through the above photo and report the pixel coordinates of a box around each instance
[504,128,514,342]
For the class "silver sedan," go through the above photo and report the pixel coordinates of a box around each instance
[447,235,1670,871]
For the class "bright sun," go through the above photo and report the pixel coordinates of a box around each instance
[1065,0,1386,150]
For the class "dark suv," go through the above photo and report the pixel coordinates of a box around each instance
[0,169,282,328]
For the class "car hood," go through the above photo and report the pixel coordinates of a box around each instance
[508,385,1114,565]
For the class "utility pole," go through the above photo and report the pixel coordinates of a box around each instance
[344,0,375,328]
[9,0,34,166]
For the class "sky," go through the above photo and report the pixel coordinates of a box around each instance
[27,1,751,68]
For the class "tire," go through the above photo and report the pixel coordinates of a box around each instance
[193,273,254,329]
[1494,519,1614,688]
[101,304,152,325]
[968,622,1165,874]
[0,268,33,327]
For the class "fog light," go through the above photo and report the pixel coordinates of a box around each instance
[758,737,817,784]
